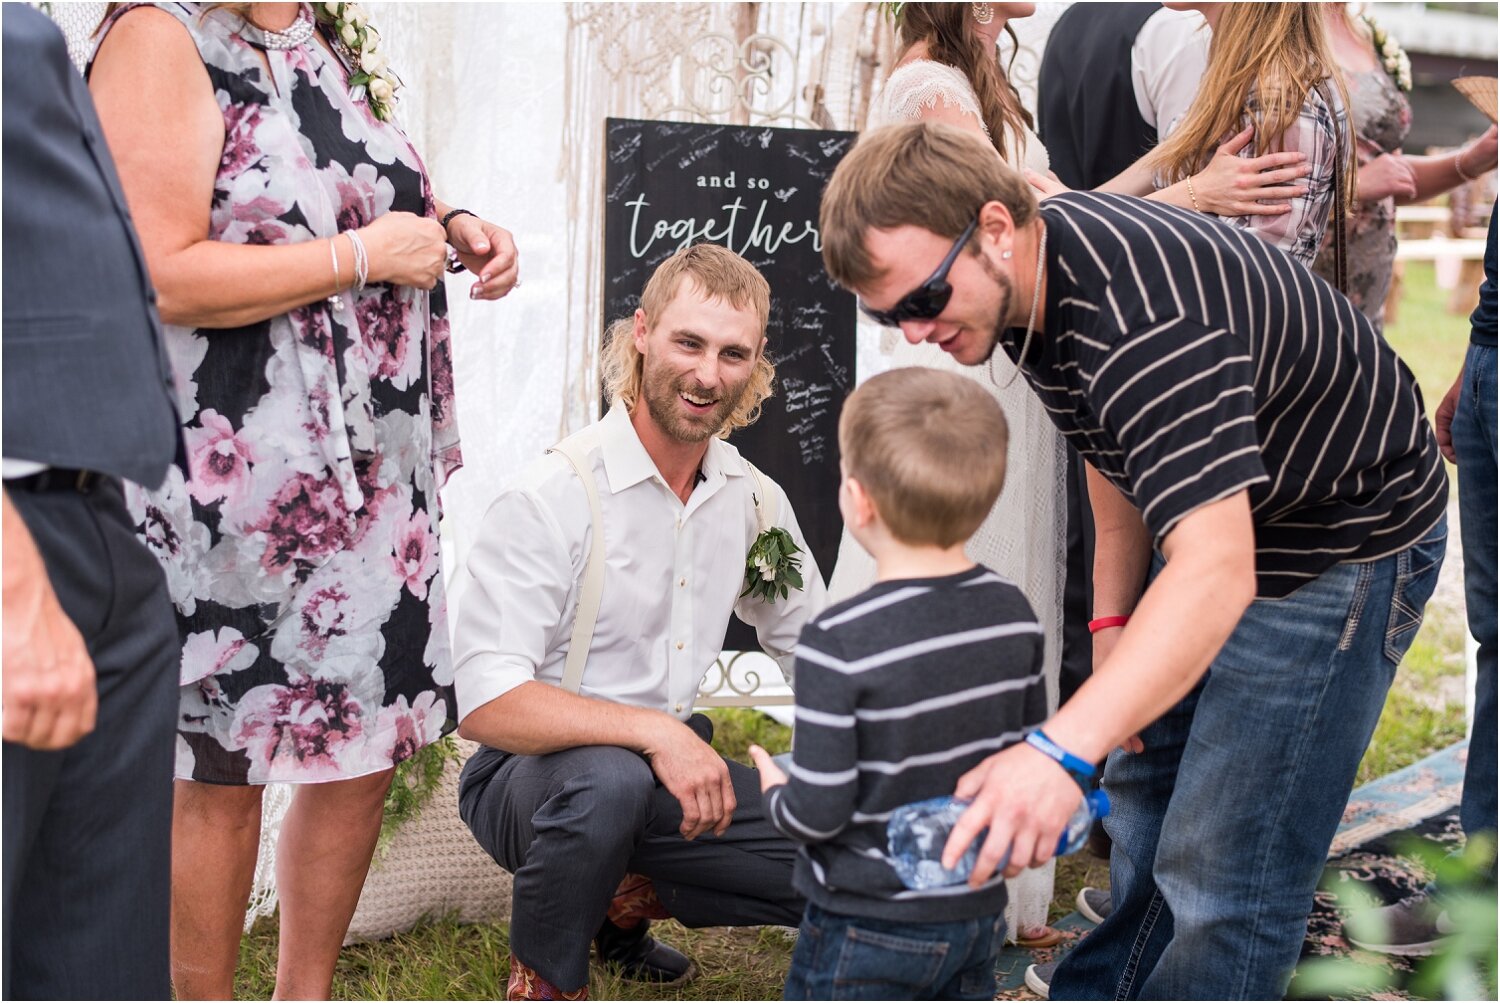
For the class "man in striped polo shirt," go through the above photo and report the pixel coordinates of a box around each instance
[818,122,1448,999]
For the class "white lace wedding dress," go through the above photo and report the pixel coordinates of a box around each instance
[833,58,1068,938]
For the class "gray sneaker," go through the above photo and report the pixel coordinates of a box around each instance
[1344,889,1455,957]
[1077,886,1113,924]
[1024,961,1056,999]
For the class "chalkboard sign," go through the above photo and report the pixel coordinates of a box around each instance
[602,117,857,650]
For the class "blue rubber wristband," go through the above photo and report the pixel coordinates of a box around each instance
[1025,729,1096,791]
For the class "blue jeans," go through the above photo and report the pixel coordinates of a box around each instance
[1455,343,1497,845]
[1052,520,1447,1000]
[783,902,1006,1000]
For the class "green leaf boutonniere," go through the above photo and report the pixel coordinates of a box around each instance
[741,527,805,603]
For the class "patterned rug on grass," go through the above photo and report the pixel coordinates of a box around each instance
[996,742,1468,1000]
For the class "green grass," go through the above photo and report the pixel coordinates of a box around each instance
[1383,260,1471,425]
[230,272,1477,998]
[236,916,795,1001]
[705,707,792,760]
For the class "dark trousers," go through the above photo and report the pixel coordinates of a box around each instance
[458,721,803,991]
[2,477,179,1000]
[1060,450,1096,705]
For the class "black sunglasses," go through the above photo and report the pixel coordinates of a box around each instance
[857,215,980,327]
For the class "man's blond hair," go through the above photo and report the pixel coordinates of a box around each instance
[820,121,1038,290]
[601,243,775,436]
[839,368,1008,548]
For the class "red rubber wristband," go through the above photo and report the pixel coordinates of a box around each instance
[1088,615,1130,633]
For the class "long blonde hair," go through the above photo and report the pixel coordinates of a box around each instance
[894,3,1034,165]
[1151,3,1356,209]
[601,244,776,438]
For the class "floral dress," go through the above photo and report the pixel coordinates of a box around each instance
[1314,66,1412,330]
[97,3,461,785]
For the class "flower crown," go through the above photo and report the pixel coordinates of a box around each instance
[316,2,402,121]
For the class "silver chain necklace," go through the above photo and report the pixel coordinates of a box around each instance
[991,226,1048,390]
[246,5,315,50]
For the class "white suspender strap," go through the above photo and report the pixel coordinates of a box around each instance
[745,460,778,534]
[547,438,605,695]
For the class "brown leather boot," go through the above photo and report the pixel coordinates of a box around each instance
[506,956,588,1001]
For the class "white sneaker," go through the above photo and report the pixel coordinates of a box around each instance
[1024,961,1056,999]
[1076,886,1113,924]
[1344,890,1454,957]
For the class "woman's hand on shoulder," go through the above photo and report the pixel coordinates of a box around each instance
[359,212,446,289]
[445,214,519,300]
[1192,126,1312,217]
[1025,169,1069,200]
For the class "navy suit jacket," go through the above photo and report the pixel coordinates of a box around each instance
[2,5,180,488]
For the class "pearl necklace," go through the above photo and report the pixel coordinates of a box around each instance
[244,5,315,50]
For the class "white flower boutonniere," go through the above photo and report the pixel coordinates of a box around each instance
[1363,14,1413,93]
[741,527,805,604]
[316,2,402,122]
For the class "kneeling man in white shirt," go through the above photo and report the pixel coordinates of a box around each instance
[453,244,827,1001]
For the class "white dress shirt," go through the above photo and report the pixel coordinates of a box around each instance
[1132,8,1210,135]
[453,406,828,722]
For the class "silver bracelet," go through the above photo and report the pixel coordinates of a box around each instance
[346,228,370,291]
[1455,147,1478,184]
[327,236,342,303]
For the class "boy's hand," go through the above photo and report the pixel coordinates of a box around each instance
[748,744,788,793]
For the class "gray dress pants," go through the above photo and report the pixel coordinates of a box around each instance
[458,719,803,991]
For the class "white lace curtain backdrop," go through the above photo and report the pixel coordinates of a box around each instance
[49,0,1072,937]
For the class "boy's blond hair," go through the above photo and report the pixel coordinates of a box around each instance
[601,243,776,437]
[839,369,1008,548]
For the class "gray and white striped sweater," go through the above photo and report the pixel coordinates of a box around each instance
[764,565,1047,922]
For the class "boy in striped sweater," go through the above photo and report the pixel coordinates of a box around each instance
[749,368,1048,1001]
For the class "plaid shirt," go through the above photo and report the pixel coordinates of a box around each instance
[1223,79,1350,266]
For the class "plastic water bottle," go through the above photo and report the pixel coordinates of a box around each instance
[887,789,1111,891]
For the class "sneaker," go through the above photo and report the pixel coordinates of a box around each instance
[1077,886,1114,924]
[1024,961,1056,999]
[1344,889,1455,957]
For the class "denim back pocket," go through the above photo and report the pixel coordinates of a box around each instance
[956,914,1008,999]
[1384,525,1447,665]
[833,924,948,997]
